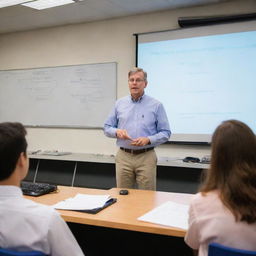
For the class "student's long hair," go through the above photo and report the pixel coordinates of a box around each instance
[200,120,256,223]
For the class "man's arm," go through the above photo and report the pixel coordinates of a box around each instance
[103,106,118,138]
[130,137,150,146]
[104,109,132,140]
[116,129,132,140]
[148,103,171,145]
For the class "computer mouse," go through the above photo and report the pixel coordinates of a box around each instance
[183,156,200,163]
[119,189,129,195]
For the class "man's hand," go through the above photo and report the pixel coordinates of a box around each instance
[130,137,150,147]
[116,129,132,140]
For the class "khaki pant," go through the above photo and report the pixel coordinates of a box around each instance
[115,148,157,190]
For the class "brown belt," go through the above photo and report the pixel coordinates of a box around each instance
[120,147,154,155]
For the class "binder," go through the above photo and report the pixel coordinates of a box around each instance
[75,198,117,214]
[53,194,117,214]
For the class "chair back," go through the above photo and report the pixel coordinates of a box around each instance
[208,243,256,256]
[0,248,47,256]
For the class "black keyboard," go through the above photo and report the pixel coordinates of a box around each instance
[21,181,57,197]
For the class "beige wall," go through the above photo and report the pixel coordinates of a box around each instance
[0,0,255,158]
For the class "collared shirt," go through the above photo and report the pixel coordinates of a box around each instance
[104,94,171,149]
[0,186,84,256]
[185,191,256,256]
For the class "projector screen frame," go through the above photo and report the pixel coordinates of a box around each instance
[134,20,256,145]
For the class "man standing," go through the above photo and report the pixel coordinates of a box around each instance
[104,67,171,190]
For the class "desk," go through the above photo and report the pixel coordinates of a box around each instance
[25,186,193,256]
[26,186,193,237]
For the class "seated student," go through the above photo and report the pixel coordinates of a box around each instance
[0,122,84,256]
[185,120,256,256]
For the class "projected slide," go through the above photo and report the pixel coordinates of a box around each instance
[138,22,256,143]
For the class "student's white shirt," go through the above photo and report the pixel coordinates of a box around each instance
[185,190,256,256]
[0,186,84,256]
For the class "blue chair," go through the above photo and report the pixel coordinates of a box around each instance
[208,243,256,256]
[0,248,47,256]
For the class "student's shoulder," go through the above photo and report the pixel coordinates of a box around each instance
[191,191,220,210]
[23,197,59,217]
[193,191,219,200]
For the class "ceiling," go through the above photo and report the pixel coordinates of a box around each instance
[0,0,231,35]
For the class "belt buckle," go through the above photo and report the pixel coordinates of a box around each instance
[130,149,134,154]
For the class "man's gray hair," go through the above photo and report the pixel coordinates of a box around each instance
[128,67,147,82]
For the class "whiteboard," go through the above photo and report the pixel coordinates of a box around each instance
[0,62,117,128]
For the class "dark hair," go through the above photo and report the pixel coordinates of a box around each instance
[0,122,27,181]
[128,67,147,82]
[200,120,256,223]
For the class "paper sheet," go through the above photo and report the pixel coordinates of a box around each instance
[138,201,189,230]
[53,193,111,210]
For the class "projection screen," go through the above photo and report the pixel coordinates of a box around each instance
[137,20,256,144]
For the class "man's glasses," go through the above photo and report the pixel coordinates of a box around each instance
[128,78,145,83]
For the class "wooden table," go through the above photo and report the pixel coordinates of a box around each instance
[25,186,193,237]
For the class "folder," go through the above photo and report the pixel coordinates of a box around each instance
[76,198,117,214]
[53,193,117,214]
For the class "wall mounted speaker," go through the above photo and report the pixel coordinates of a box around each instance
[178,13,256,27]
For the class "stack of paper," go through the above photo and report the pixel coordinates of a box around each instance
[53,193,112,211]
[138,201,189,230]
